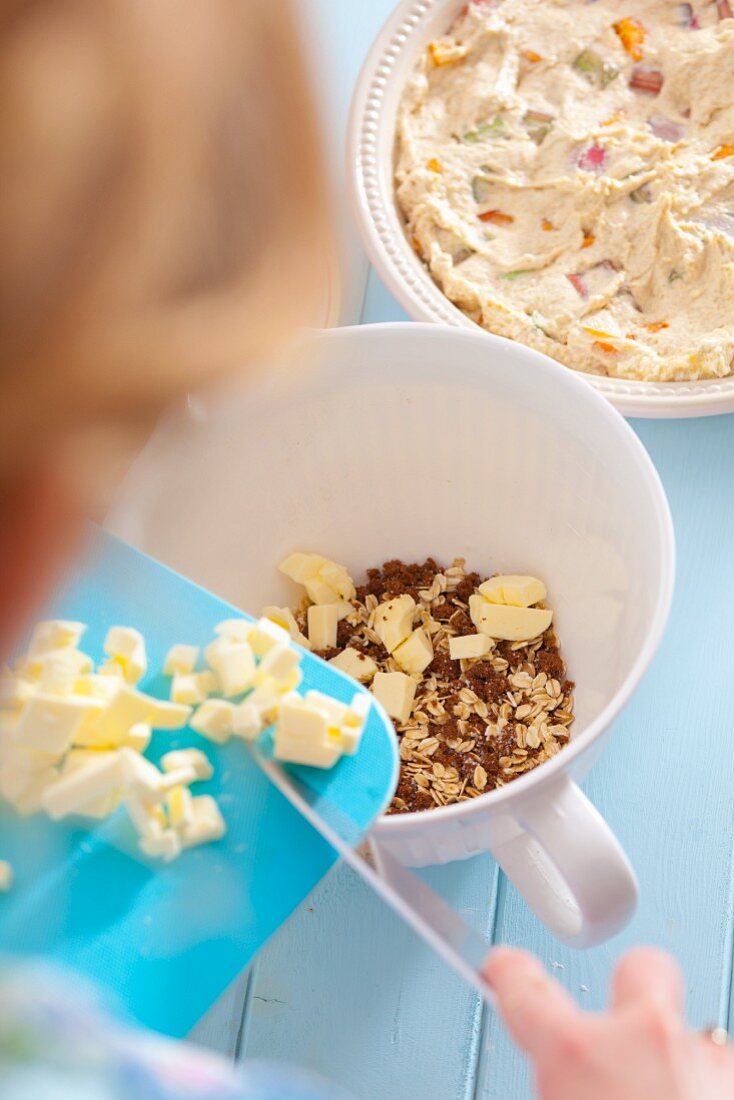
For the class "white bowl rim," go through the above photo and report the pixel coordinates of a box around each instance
[346,0,734,420]
[308,322,676,830]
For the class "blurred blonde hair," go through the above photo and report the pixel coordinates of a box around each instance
[0,0,330,480]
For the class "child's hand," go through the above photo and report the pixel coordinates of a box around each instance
[484,946,734,1100]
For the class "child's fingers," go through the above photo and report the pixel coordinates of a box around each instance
[611,947,685,1014]
[483,947,583,1057]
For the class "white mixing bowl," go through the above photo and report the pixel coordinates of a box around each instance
[110,323,675,947]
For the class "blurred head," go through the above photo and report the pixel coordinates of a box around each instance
[0,0,330,654]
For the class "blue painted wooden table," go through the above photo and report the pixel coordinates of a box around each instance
[192,4,734,1096]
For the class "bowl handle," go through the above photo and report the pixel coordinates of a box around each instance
[492,776,638,948]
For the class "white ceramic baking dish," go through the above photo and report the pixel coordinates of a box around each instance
[347,0,734,419]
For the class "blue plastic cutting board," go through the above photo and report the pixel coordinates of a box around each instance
[0,527,398,1036]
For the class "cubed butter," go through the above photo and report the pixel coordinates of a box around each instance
[0,677,35,709]
[60,751,122,818]
[158,765,199,793]
[4,616,234,863]
[335,693,371,755]
[180,795,226,848]
[74,673,120,702]
[328,647,377,683]
[27,620,85,658]
[160,747,213,781]
[163,644,199,676]
[261,606,311,649]
[274,735,342,768]
[14,693,104,754]
[119,749,168,802]
[307,604,339,650]
[277,699,329,742]
[36,650,91,695]
[43,750,125,819]
[231,702,263,742]
[449,633,492,660]
[104,627,147,686]
[280,552,354,605]
[477,575,547,608]
[317,560,356,602]
[246,678,282,723]
[303,575,339,605]
[469,595,552,642]
[98,659,127,682]
[0,764,58,816]
[140,829,182,862]
[61,749,99,772]
[205,639,255,697]
[273,699,342,768]
[171,673,206,706]
[304,690,348,728]
[0,860,13,891]
[371,671,416,725]
[214,619,253,643]
[253,642,301,688]
[125,792,166,837]
[196,670,219,696]
[190,699,235,743]
[122,754,194,809]
[76,685,169,747]
[123,722,152,753]
[167,785,194,829]
[392,628,434,674]
[247,617,290,659]
[373,595,416,654]
[280,553,355,606]
[148,698,193,730]
[276,667,302,695]
[279,552,328,584]
[2,745,59,774]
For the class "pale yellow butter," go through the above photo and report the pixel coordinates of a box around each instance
[261,606,311,649]
[171,673,207,706]
[328,647,378,684]
[393,628,434,675]
[318,561,356,603]
[478,575,547,608]
[104,627,147,686]
[279,552,328,584]
[0,860,13,891]
[14,693,104,755]
[163,644,199,676]
[373,595,416,654]
[190,699,235,743]
[167,785,194,829]
[469,595,552,642]
[274,699,342,768]
[449,633,492,660]
[307,604,340,651]
[161,748,213,781]
[372,671,416,725]
[280,552,356,605]
[180,795,226,849]
[205,639,255,697]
